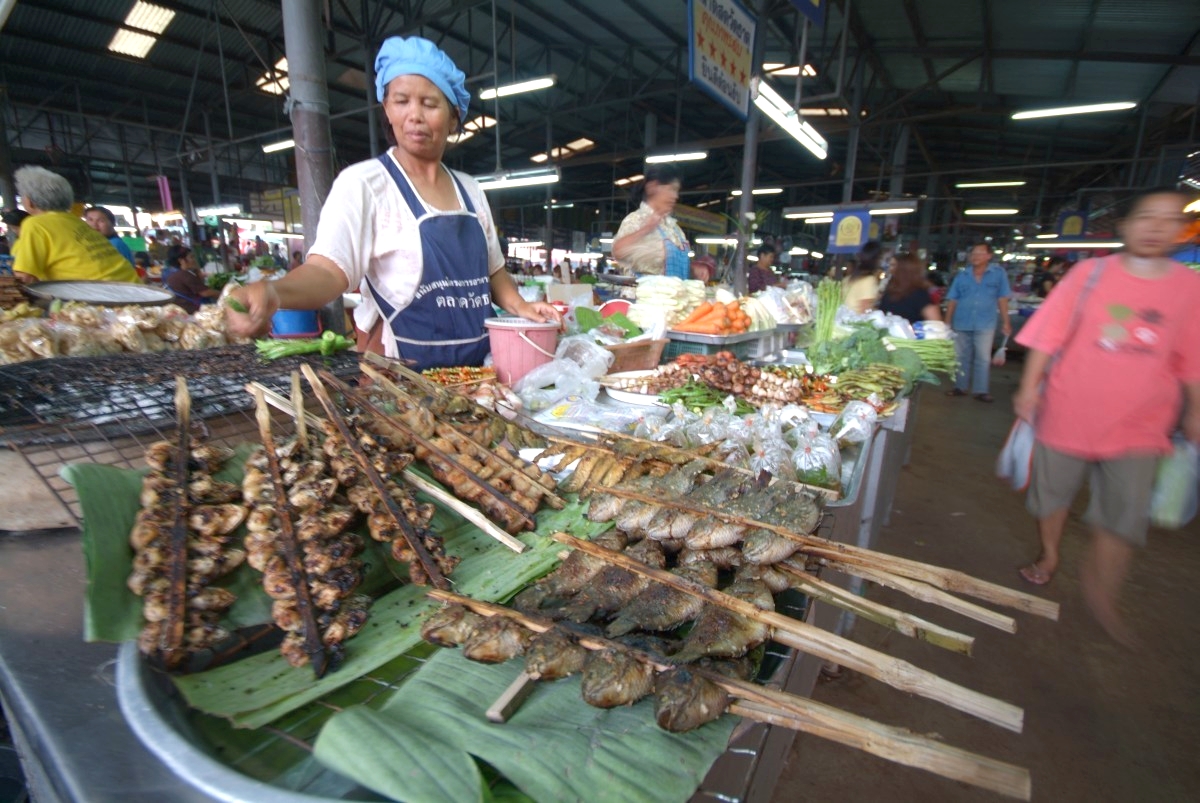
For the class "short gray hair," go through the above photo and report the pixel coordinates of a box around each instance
[15,166,75,212]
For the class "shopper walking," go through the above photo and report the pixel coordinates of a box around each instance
[945,243,1011,402]
[878,253,942,324]
[1013,188,1200,646]
[612,163,691,278]
[842,240,883,314]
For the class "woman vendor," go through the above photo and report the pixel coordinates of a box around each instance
[612,164,691,278]
[226,36,558,369]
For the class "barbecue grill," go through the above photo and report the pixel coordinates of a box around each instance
[0,344,361,523]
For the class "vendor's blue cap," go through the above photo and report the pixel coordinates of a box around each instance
[375,36,470,123]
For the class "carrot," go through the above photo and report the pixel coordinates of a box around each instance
[674,323,725,335]
[726,301,741,317]
[679,302,713,325]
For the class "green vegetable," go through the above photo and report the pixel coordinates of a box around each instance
[883,336,958,377]
[226,297,249,313]
[809,324,889,375]
[604,312,642,337]
[575,306,603,333]
[255,332,355,360]
[205,272,236,291]
[659,380,754,415]
[813,279,843,344]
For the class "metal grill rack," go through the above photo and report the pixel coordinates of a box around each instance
[0,345,362,524]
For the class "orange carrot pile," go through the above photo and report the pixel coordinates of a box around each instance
[672,301,752,336]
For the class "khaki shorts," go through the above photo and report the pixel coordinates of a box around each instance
[1026,443,1159,547]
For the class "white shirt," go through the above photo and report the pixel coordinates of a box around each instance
[310,152,505,355]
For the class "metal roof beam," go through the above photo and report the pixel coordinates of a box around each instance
[872,47,1200,66]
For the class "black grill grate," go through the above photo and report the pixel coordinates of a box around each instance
[0,345,361,525]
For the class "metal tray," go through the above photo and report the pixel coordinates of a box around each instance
[665,329,769,345]
[26,280,175,306]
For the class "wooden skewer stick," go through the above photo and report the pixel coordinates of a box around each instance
[818,558,1017,633]
[159,376,192,668]
[595,483,1052,623]
[320,370,536,532]
[247,382,525,554]
[290,371,307,450]
[427,590,1031,801]
[301,364,449,590]
[726,701,1030,801]
[251,386,330,678]
[774,563,975,654]
[550,532,1024,733]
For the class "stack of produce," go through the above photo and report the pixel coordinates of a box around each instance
[672,300,754,336]
[626,277,704,328]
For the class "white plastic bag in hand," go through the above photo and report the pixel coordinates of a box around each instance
[992,335,1009,366]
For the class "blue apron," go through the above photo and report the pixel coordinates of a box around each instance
[371,154,494,370]
[661,223,691,280]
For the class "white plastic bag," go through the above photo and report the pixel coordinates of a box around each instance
[1150,435,1200,529]
[791,432,841,490]
[555,334,614,378]
[831,401,878,445]
[996,418,1036,492]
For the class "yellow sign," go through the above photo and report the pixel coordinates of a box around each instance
[1061,215,1084,236]
[835,215,863,247]
[689,0,756,118]
[673,203,727,235]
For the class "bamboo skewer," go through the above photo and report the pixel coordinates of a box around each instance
[290,371,308,450]
[550,532,1024,733]
[427,590,1031,801]
[248,382,526,554]
[595,483,1051,623]
[300,364,449,590]
[774,564,975,654]
[820,559,1018,633]
[252,386,330,678]
[320,370,536,532]
[160,376,192,668]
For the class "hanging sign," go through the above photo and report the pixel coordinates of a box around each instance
[1057,209,1087,237]
[787,0,826,26]
[827,210,870,254]
[688,0,756,119]
[673,203,728,235]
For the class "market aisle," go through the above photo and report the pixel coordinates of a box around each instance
[774,362,1200,802]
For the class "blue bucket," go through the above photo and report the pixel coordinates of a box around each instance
[270,309,321,338]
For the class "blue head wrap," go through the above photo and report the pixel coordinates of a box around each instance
[375,36,470,123]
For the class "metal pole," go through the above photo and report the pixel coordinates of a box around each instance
[1128,106,1148,188]
[0,90,16,208]
[491,0,502,171]
[841,58,865,204]
[917,173,936,249]
[283,0,343,331]
[733,5,767,296]
[793,16,808,110]
[203,111,220,204]
[117,124,136,210]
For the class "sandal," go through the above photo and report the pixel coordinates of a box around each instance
[1018,564,1053,586]
[945,388,968,397]
[974,393,995,403]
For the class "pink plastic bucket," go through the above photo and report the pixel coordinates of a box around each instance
[484,316,559,385]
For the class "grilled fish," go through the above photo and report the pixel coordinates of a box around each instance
[586,492,624,523]
[511,530,628,613]
[606,561,718,637]
[581,647,655,708]
[683,519,746,550]
[461,616,532,663]
[524,629,588,680]
[671,579,774,664]
[736,562,792,593]
[654,667,730,733]
[741,529,801,565]
[421,604,483,647]
[614,500,659,536]
[678,546,743,570]
[555,538,666,623]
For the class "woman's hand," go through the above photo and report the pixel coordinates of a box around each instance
[1013,385,1040,423]
[225,281,281,338]
[514,299,563,327]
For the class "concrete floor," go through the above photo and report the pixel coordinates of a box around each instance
[774,362,1200,802]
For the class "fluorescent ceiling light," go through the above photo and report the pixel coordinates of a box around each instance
[869,206,917,215]
[195,204,242,217]
[754,79,827,160]
[696,199,722,208]
[803,216,834,224]
[614,173,644,187]
[1013,234,1025,240]
[449,115,497,144]
[811,251,824,259]
[763,63,817,77]
[510,240,543,248]
[964,208,1019,215]
[1011,101,1136,120]
[1026,240,1123,249]
[956,180,1027,188]
[789,247,809,255]
[599,238,614,243]
[544,202,574,209]
[125,1,175,33]
[1035,233,1058,239]
[730,188,783,196]
[694,237,738,245]
[531,138,595,164]
[108,29,157,58]
[475,167,559,191]
[645,151,707,164]
[479,76,555,100]
[256,57,289,95]
[262,139,295,153]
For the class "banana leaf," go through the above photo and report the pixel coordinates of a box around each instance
[314,649,736,803]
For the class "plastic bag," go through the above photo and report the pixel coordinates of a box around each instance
[533,393,644,433]
[992,335,1009,367]
[995,418,1036,492]
[513,359,597,411]
[791,432,841,490]
[556,334,615,378]
[1150,435,1200,529]
[831,400,878,445]
[750,443,796,482]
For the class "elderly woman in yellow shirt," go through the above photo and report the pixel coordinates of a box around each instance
[612,164,691,278]
[10,166,137,284]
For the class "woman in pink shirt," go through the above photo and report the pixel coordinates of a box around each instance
[1013,188,1200,645]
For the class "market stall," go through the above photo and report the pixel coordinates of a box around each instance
[0,281,1056,803]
